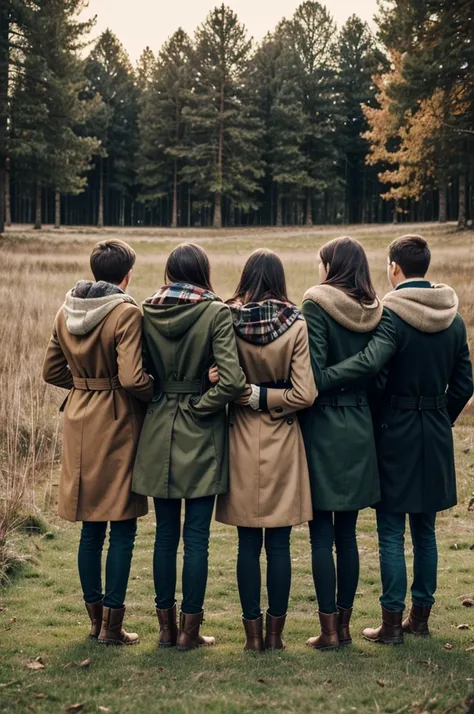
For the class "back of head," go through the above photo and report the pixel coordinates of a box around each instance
[232,249,290,304]
[320,236,376,304]
[90,239,136,284]
[388,235,431,279]
[165,243,213,291]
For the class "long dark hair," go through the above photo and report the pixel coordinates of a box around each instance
[320,236,377,304]
[165,243,213,292]
[231,249,291,304]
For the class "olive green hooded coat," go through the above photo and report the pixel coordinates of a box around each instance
[132,294,246,500]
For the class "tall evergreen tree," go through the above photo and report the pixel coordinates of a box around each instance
[184,4,263,228]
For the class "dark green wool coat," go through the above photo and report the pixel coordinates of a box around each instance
[320,281,474,514]
[132,298,246,500]
[301,285,383,513]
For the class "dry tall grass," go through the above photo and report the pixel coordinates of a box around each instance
[0,222,472,579]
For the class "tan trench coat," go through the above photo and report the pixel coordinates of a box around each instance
[42,304,153,522]
[216,319,317,528]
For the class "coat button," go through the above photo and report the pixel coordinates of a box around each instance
[287,418,294,425]
[148,409,154,415]
[275,407,284,414]
[169,412,174,418]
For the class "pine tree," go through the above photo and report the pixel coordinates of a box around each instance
[137,29,193,228]
[184,4,263,228]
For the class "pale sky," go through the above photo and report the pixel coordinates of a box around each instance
[80,0,379,63]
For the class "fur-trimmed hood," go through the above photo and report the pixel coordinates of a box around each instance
[383,283,459,333]
[63,280,137,336]
[302,284,383,333]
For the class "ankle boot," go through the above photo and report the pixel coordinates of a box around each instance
[176,611,216,652]
[337,606,353,646]
[402,604,431,637]
[85,601,103,639]
[307,612,339,650]
[243,615,265,652]
[98,606,140,646]
[264,612,286,651]
[156,603,178,648]
[363,606,403,645]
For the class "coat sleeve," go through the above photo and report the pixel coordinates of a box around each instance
[264,320,318,419]
[42,321,74,390]
[115,307,153,403]
[317,309,398,392]
[446,320,474,424]
[189,306,246,416]
[301,299,329,391]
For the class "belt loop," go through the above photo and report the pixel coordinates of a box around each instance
[84,378,90,391]
[418,396,424,410]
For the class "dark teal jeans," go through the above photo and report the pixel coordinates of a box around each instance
[78,519,137,609]
[153,496,215,614]
[376,509,437,612]
[237,526,292,620]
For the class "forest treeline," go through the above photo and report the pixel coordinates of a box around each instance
[0,0,472,231]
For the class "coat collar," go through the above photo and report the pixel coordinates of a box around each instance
[395,279,431,291]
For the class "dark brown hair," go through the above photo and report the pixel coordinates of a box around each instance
[320,236,377,304]
[90,239,136,284]
[231,249,291,304]
[388,235,431,278]
[165,243,213,291]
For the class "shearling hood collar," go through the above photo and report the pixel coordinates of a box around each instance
[63,280,137,336]
[303,284,383,333]
[383,283,459,333]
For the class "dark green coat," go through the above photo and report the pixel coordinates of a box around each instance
[320,281,474,514]
[301,297,381,512]
[132,299,246,499]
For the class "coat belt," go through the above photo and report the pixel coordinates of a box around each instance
[161,380,202,395]
[388,394,448,410]
[318,393,368,407]
[72,375,121,391]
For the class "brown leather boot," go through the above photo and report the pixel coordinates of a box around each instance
[243,615,265,653]
[402,604,431,637]
[264,612,286,650]
[98,606,140,646]
[176,611,216,652]
[307,612,339,650]
[85,601,103,639]
[363,606,403,645]
[337,606,353,646]
[156,603,178,648]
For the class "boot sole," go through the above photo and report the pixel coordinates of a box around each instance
[98,639,140,646]
[159,642,177,649]
[339,640,352,646]
[307,643,340,651]
[403,631,430,637]
[363,636,403,645]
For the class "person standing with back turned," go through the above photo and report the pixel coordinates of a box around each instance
[319,235,473,644]
[42,240,153,646]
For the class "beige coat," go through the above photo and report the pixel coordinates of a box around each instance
[43,297,153,522]
[216,319,317,528]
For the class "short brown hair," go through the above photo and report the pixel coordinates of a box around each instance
[90,240,136,284]
[388,235,431,278]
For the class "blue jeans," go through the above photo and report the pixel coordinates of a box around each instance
[153,496,215,614]
[78,519,137,609]
[376,509,438,612]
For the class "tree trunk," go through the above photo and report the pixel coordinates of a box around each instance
[54,190,60,229]
[97,157,104,228]
[457,174,466,229]
[34,182,42,230]
[213,81,225,229]
[276,190,283,227]
[171,160,178,228]
[305,189,313,226]
[392,199,398,224]
[439,181,447,223]
[0,7,8,234]
[5,157,11,227]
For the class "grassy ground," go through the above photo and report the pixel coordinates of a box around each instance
[1,222,474,713]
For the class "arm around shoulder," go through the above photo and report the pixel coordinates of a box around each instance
[116,306,153,402]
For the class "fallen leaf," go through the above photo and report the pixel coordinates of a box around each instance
[171,676,176,681]
[33,694,46,699]
[9,617,17,623]
[466,646,474,652]
[157,666,165,672]
[462,599,474,607]
[443,643,453,650]
[98,708,110,713]
[377,680,386,687]
[324,679,332,685]
[468,498,474,512]
[463,448,471,454]
[257,678,265,684]
[64,705,84,713]
[457,624,470,630]
[79,658,91,668]
[0,607,6,612]
[26,658,45,671]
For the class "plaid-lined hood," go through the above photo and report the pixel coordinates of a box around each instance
[230,299,303,345]
[143,283,221,340]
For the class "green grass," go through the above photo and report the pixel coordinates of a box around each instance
[1,430,474,714]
